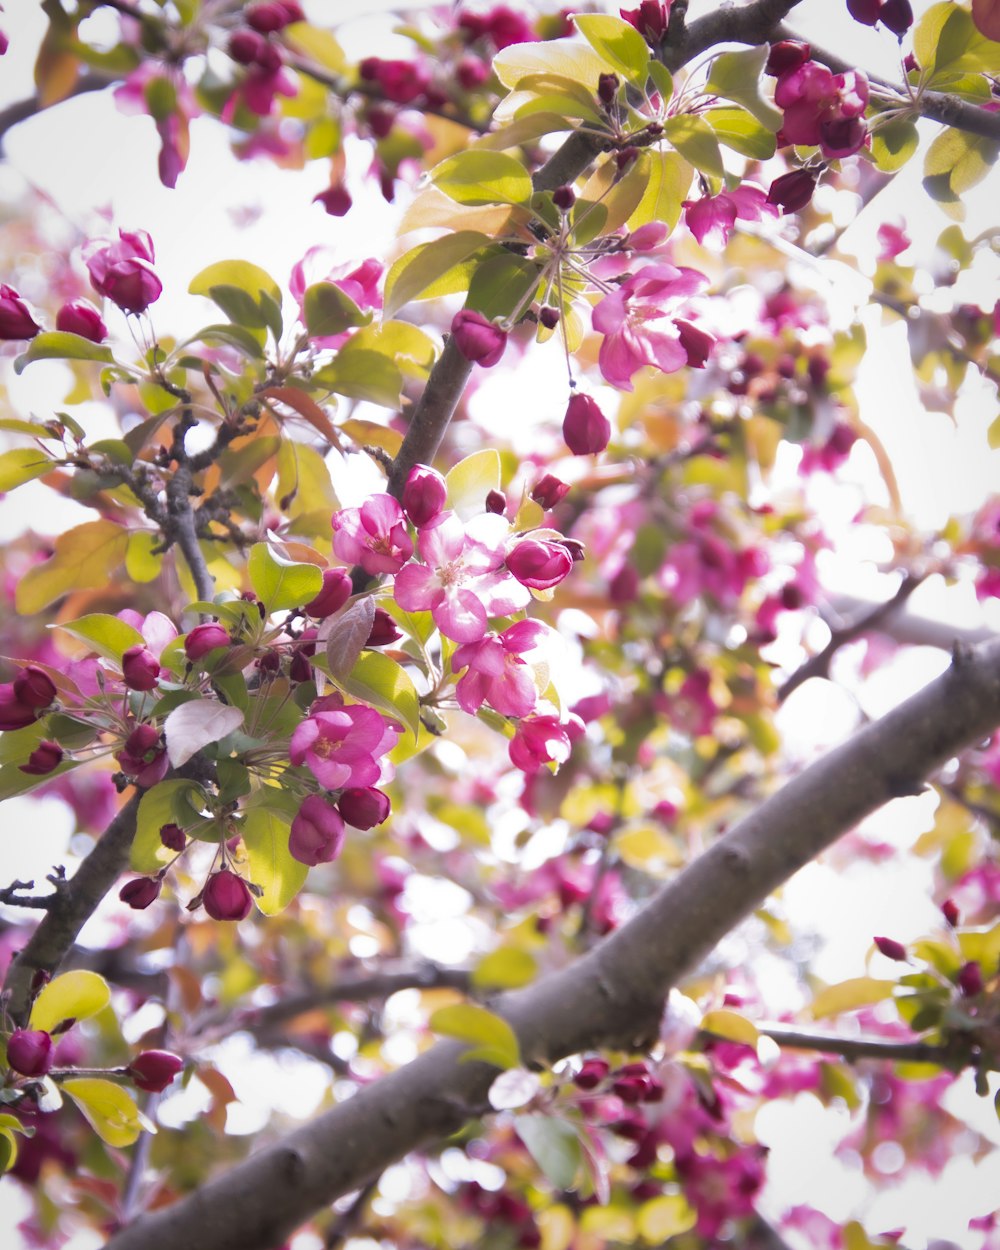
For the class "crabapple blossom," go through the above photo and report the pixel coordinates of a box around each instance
[452,620,548,717]
[620,1,671,43]
[402,464,448,528]
[289,795,346,866]
[203,870,254,921]
[56,300,107,342]
[184,623,231,660]
[0,286,40,339]
[366,608,403,647]
[290,248,383,348]
[450,309,507,366]
[128,1050,184,1092]
[506,537,574,591]
[338,786,391,829]
[508,713,581,774]
[358,57,430,104]
[85,230,162,314]
[290,704,401,790]
[6,1030,54,1077]
[767,167,819,213]
[562,393,611,455]
[682,185,775,248]
[332,494,413,575]
[531,474,570,509]
[303,567,352,618]
[774,61,870,159]
[19,741,64,776]
[119,877,162,910]
[121,645,161,691]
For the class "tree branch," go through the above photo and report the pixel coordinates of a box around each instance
[663,0,808,70]
[106,637,1000,1250]
[3,791,142,1024]
[748,1022,969,1068]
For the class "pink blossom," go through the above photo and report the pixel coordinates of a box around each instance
[56,300,107,342]
[290,705,400,790]
[775,62,870,159]
[453,620,547,717]
[332,494,413,575]
[563,393,611,455]
[451,309,508,366]
[659,535,766,608]
[675,1146,767,1238]
[394,511,528,642]
[506,537,574,590]
[877,221,910,261]
[85,230,162,314]
[620,2,671,44]
[290,248,383,349]
[0,286,41,340]
[289,794,346,865]
[509,714,581,773]
[592,265,710,391]
[682,185,776,247]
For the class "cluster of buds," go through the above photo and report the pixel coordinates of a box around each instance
[5,1026,182,1094]
[846,0,913,34]
[767,39,870,161]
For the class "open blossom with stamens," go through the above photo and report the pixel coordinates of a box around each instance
[453,620,548,717]
[592,265,710,391]
[290,704,401,790]
[509,713,582,774]
[332,494,413,575]
[682,185,776,248]
[774,61,869,159]
[394,511,529,642]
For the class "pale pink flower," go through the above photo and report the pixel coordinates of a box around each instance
[682,185,776,247]
[290,705,400,790]
[453,620,547,717]
[332,494,413,575]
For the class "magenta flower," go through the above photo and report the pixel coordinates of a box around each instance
[332,494,414,576]
[19,741,64,777]
[506,538,574,591]
[6,1029,54,1077]
[303,568,352,619]
[877,221,910,261]
[122,645,161,692]
[563,393,611,456]
[402,464,447,528]
[592,265,709,391]
[452,620,547,717]
[116,724,169,788]
[358,56,430,104]
[246,0,304,33]
[289,794,346,866]
[766,168,818,214]
[338,786,391,829]
[128,1049,184,1092]
[0,285,41,340]
[393,512,528,642]
[620,1,670,43]
[119,877,162,910]
[682,185,776,248]
[290,705,400,790]
[508,714,579,774]
[56,300,107,342]
[184,622,231,661]
[85,229,162,314]
[203,869,253,921]
[774,62,869,159]
[450,309,508,367]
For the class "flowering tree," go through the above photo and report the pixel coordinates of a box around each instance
[1,1,1000,1247]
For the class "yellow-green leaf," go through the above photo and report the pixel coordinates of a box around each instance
[335,650,421,741]
[62,1078,147,1148]
[700,1009,759,1047]
[242,807,308,914]
[303,282,372,339]
[515,1113,581,1189]
[627,149,691,232]
[385,231,491,319]
[445,448,502,521]
[809,977,896,1019]
[432,150,532,207]
[473,947,538,990]
[189,259,281,308]
[706,106,777,160]
[125,531,164,583]
[430,1003,521,1069]
[870,117,919,173]
[0,447,53,491]
[705,46,783,131]
[132,778,210,872]
[573,14,649,85]
[248,542,324,612]
[637,1194,698,1241]
[16,520,130,615]
[663,115,724,180]
[14,331,115,374]
[30,970,111,1032]
[493,39,610,92]
[616,824,682,872]
[55,613,144,663]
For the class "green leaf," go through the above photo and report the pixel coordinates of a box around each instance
[472,947,538,990]
[810,977,896,1019]
[16,520,130,615]
[315,345,403,408]
[627,149,691,232]
[63,1078,147,1148]
[14,332,115,374]
[477,111,578,149]
[0,447,53,491]
[705,46,783,131]
[126,531,164,583]
[664,115,724,180]
[923,128,999,218]
[515,1114,582,1190]
[432,150,533,207]
[334,651,421,741]
[573,14,649,84]
[637,1194,698,1241]
[132,779,209,873]
[705,106,777,160]
[248,542,324,613]
[303,282,372,339]
[30,970,110,1032]
[386,233,494,318]
[700,1008,759,1047]
[988,412,1000,450]
[55,613,144,663]
[870,117,919,173]
[429,1003,521,1070]
[242,806,308,914]
[163,699,245,767]
[466,254,540,321]
[493,39,610,92]
[445,449,502,521]
[917,1,1000,78]
[188,260,282,330]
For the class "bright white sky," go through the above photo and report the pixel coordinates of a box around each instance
[1,3,999,1248]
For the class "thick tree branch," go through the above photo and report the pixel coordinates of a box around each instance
[663,0,807,70]
[4,791,142,1024]
[106,637,1000,1250]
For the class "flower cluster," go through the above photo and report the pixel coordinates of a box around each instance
[773,55,870,160]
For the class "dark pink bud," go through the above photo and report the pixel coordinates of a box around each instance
[0,29,7,55]
[903,52,919,73]
[879,0,913,34]
[0,285,41,340]
[303,567,352,618]
[184,623,230,660]
[558,538,586,562]
[124,723,160,757]
[451,309,507,367]
[228,28,271,64]
[121,645,161,692]
[573,1057,610,1089]
[765,40,811,77]
[203,869,254,921]
[119,876,161,909]
[457,55,489,90]
[874,935,907,961]
[402,464,448,527]
[19,741,64,776]
[597,72,620,105]
[615,146,638,172]
[675,318,715,369]
[366,104,395,139]
[531,474,569,509]
[246,1,303,33]
[609,564,639,603]
[958,961,984,997]
[14,666,56,709]
[338,786,391,830]
[289,795,346,865]
[6,1029,53,1077]
[128,1049,184,1092]
[313,184,352,216]
[507,539,574,590]
[563,393,611,455]
[847,0,882,25]
[366,608,403,647]
[160,823,186,852]
[767,168,818,214]
[485,489,507,515]
[941,899,960,927]
[55,300,107,343]
[552,184,575,211]
[289,649,313,683]
[85,230,162,315]
[538,306,560,330]
[620,1,669,43]
[0,685,37,730]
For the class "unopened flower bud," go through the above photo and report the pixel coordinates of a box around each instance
[19,740,64,776]
[958,960,984,997]
[128,1049,184,1092]
[366,608,403,647]
[485,489,506,515]
[874,935,907,961]
[615,146,639,172]
[0,684,37,730]
[531,474,570,509]
[765,39,811,76]
[507,539,574,590]
[847,0,882,24]
[289,795,346,865]
[228,28,270,64]
[563,393,611,455]
[303,567,352,619]
[597,72,619,105]
[879,0,913,34]
[56,300,107,343]
[246,0,303,34]
[0,285,41,340]
[402,464,447,528]
[451,309,507,367]
[6,1028,53,1077]
[289,649,313,683]
[203,869,254,921]
[767,168,818,214]
[313,184,353,216]
[14,666,56,710]
[184,623,230,661]
[338,786,391,830]
[122,645,161,692]
[675,318,715,369]
[573,1057,610,1089]
[119,876,161,910]
[538,306,560,330]
[160,823,186,852]
[552,184,575,211]
[941,899,960,928]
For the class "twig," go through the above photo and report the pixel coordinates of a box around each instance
[748,1022,971,1069]
[0,879,59,910]
[324,1179,378,1250]
[777,572,925,703]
